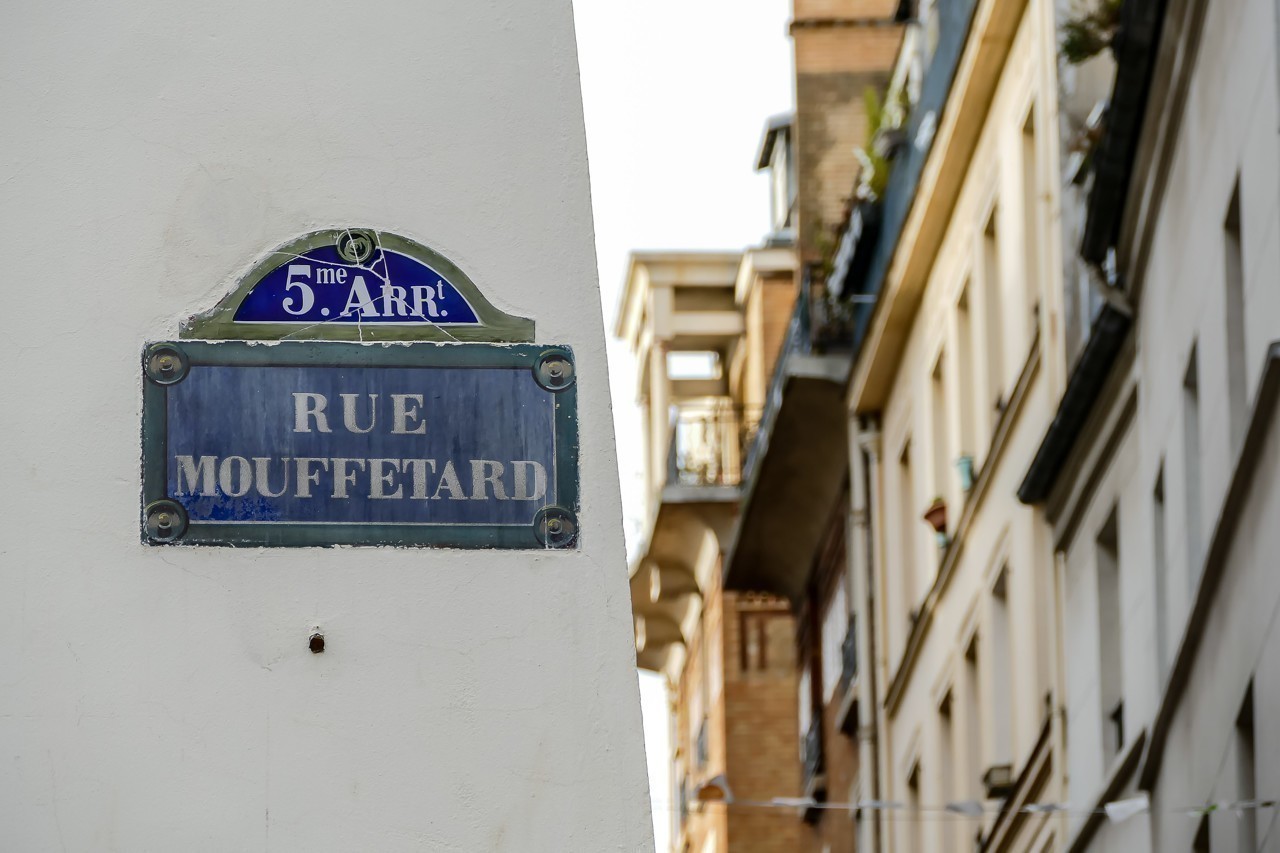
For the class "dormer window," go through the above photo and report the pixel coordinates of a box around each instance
[755,114,796,241]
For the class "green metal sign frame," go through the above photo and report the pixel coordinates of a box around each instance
[141,340,579,549]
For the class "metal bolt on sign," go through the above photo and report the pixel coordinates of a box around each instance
[144,500,188,543]
[533,348,575,392]
[144,343,189,385]
[335,229,378,264]
[534,506,578,548]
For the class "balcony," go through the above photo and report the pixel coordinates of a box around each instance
[631,399,752,672]
[725,281,853,601]
[666,402,761,489]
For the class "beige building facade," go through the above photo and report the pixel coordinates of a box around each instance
[845,0,1072,848]
[618,250,806,853]
[619,1,1280,851]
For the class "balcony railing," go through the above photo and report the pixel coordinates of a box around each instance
[826,0,980,352]
[666,402,762,488]
[740,275,851,485]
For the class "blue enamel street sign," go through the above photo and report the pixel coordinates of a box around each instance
[234,242,481,326]
[179,229,535,343]
[141,341,579,549]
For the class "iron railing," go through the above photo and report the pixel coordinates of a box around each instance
[831,0,980,352]
[740,273,853,485]
[666,402,762,487]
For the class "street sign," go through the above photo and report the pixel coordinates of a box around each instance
[182,229,535,343]
[233,240,481,327]
[141,340,579,548]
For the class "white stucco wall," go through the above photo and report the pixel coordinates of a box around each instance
[0,2,653,851]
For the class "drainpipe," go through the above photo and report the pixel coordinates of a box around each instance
[851,414,885,850]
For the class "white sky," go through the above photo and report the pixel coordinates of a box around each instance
[571,2,794,849]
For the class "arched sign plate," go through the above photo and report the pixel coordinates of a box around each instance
[182,229,534,342]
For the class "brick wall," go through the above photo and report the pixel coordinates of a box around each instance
[794,0,900,19]
[791,0,903,265]
[723,592,806,852]
[676,571,729,852]
[809,694,859,850]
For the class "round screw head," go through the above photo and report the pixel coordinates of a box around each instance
[533,350,575,392]
[533,506,578,548]
[335,229,378,264]
[145,344,189,385]
[144,499,187,543]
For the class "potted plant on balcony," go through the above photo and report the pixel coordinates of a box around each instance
[854,86,906,203]
[923,496,948,548]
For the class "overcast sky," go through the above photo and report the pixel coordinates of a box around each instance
[572,1,794,848]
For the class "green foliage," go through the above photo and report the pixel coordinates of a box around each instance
[864,88,884,139]
[1060,0,1123,64]
[855,86,899,202]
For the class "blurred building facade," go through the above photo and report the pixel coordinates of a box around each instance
[832,0,1072,848]
[1019,0,1280,849]
[620,0,1280,851]
[618,249,806,853]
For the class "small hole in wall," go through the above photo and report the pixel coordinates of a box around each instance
[309,632,325,654]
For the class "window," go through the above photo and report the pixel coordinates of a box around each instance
[798,662,813,760]
[1184,346,1204,587]
[740,609,769,672]
[695,718,709,768]
[924,0,941,63]
[1097,506,1124,763]
[667,351,721,380]
[898,438,918,630]
[768,127,795,234]
[931,351,951,535]
[990,568,1014,764]
[1237,683,1257,853]
[939,691,958,852]
[1224,180,1247,453]
[983,211,1006,417]
[956,283,978,471]
[907,761,924,853]
[821,580,849,704]
[1021,108,1041,341]
[1153,467,1171,678]
[964,637,984,787]
[799,646,824,785]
